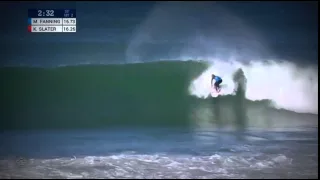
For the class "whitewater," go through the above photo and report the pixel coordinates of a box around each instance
[188,58,318,114]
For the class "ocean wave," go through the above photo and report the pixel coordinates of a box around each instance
[0,61,317,130]
[189,59,318,114]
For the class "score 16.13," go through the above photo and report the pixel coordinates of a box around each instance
[63,18,76,25]
[63,18,76,32]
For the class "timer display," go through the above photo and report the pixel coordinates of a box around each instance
[37,10,55,17]
[28,9,76,18]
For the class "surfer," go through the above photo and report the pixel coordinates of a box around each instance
[211,74,223,92]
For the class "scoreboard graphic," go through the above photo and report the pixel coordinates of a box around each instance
[28,9,76,33]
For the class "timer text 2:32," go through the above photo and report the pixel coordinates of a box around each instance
[38,10,54,17]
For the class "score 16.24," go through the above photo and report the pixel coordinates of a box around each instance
[63,26,76,32]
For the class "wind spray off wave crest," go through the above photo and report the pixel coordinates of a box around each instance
[189,59,318,114]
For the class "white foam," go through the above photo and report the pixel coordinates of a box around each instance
[189,59,318,114]
[0,154,293,179]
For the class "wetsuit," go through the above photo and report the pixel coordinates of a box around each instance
[214,76,222,88]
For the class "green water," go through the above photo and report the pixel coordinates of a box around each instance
[0,61,311,130]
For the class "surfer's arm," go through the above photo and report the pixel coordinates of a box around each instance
[211,77,214,86]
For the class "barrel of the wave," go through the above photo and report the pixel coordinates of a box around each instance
[27,9,76,33]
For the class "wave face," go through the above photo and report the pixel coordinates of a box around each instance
[0,61,317,130]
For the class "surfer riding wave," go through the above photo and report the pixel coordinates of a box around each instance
[211,74,222,92]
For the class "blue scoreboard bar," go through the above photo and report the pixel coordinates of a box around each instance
[28,9,77,33]
[28,9,76,18]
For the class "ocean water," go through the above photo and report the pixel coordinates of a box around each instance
[0,1,318,179]
[0,61,318,178]
[0,129,318,178]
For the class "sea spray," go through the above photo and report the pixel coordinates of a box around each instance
[232,68,248,132]
[189,60,318,114]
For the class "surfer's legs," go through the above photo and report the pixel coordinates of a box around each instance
[214,79,222,91]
